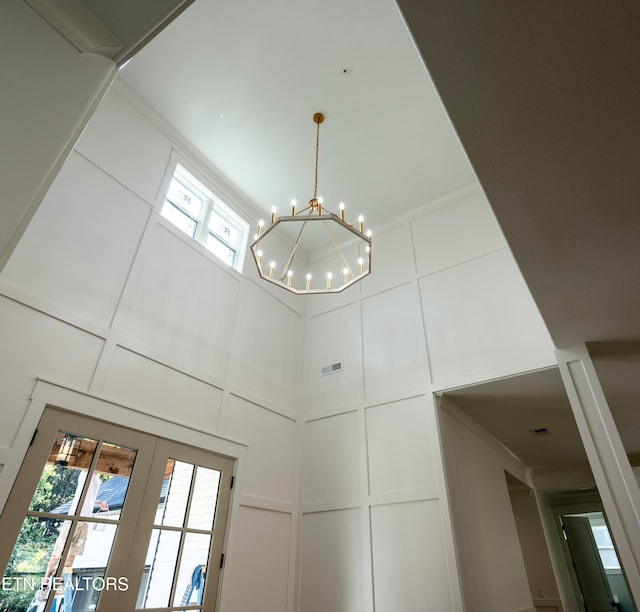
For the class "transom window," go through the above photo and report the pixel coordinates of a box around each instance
[161,163,248,272]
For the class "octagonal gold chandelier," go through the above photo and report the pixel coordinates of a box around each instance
[250,112,371,295]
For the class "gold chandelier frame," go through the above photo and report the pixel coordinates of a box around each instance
[250,112,372,295]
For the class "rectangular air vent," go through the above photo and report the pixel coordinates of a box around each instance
[321,362,343,376]
[530,427,551,436]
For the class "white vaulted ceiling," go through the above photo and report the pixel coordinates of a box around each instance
[118,0,476,244]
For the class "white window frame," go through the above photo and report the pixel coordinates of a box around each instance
[157,154,249,273]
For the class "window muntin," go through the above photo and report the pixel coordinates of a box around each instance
[160,163,248,272]
[2,430,138,612]
[0,408,235,612]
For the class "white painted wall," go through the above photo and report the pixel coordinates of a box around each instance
[0,64,557,612]
[299,188,556,611]
[0,82,301,612]
[0,0,117,271]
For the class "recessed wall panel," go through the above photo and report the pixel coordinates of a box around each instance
[301,509,364,612]
[226,506,291,612]
[102,346,223,430]
[360,224,415,297]
[0,297,103,447]
[366,396,437,495]
[362,283,429,403]
[411,190,506,277]
[75,87,172,205]
[121,224,239,379]
[2,152,149,327]
[419,249,554,385]
[225,395,296,503]
[231,281,302,409]
[305,304,362,413]
[371,500,453,612]
[303,412,362,504]
[307,242,361,317]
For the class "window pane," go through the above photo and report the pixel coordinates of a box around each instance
[187,467,220,531]
[138,529,181,608]
[81,442,138,518]
[55,520,119,612]
[161,201,198,238]
[166,177,204,218]
[208,208,240,247]
[206,233,235,266]
[157,460,193,528]
[1,517,72,610]
[172,533,211,606]
[30,432,100,515]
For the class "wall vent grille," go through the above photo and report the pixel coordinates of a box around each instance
[321,362,343,376]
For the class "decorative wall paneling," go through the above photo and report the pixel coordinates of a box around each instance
[0,84,301,612]
[300,185,555,611]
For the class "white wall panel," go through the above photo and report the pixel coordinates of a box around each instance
[121,224,239,379]
[303,412,362,504]
[365,396,437,495]
[362,283,429,403]
[300,509,365,612]
[370,500,453,612]
[226,506,291,612]
[307,242,362,317]
[2,152,149,327]
[305,304,363,413]
[360,224,415,297]
[75,87,173,206]
[419,249,554,385]
[0,297,103,446]
[102,346,222,430]
[411,190,506,276]
[439,405,533,612]
[231,281,301,409]
[225,395,296,503]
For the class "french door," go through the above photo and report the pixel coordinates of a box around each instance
[0,407,234,612]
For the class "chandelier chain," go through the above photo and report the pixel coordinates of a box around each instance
[313,119,320,200]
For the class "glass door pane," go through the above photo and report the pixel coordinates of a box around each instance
[0,410,154,612]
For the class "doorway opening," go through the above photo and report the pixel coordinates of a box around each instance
[551,493,637,612]
[559,510,636,612]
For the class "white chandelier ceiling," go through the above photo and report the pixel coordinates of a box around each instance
[250,113,372,295]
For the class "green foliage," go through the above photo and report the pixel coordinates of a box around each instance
[7,465,78,574]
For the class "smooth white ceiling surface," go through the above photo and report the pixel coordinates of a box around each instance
[118,0,476,249]
[445,368,588,469]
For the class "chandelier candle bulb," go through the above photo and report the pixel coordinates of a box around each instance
[249,112,371,294]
